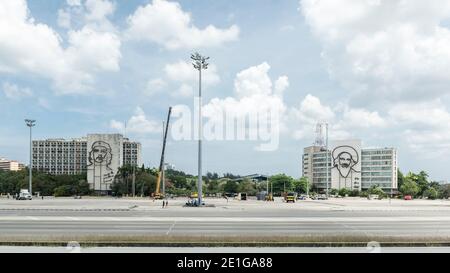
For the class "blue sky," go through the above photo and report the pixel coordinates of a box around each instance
[1,0,450,181]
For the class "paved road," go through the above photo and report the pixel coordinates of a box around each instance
[1,198,450,239]
[0,214,450,237]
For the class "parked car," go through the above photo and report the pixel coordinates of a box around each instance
[404,195,412,200]
[297,195,307,200]
[317,194,328,200]
[284,192,297,203]
[16,189,32,200]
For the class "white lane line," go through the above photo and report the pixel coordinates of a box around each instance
[3,216,450,222]
[166,221,176,235]
[105,217,121,221]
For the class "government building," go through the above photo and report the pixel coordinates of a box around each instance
[0,158,24,171]
[32,134,141,192]
[302,139,398,193]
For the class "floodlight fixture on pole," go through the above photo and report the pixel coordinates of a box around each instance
[25,119,36,196]
[191,52,209,206]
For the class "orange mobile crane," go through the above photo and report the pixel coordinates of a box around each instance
[154,107,172,199]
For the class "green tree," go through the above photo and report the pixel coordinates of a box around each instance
[293,177,309,194]
[237,178,257,195]
[223,180,239,193]
[338,188,351,197]
[269,174,294,195]
[424,187,438,200]
[330,188,339,196]
[397,170,405,190]
[169,175,188,189]
[112,165,157,196]
[416,171,430,196]
[205,179,220,194]
[440,184,450,199]
[368,185,384,195]
[400,177,419,196]
[368,185,385,198]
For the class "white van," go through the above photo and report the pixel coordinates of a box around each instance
[17,189,32,200]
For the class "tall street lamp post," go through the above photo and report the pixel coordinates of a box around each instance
[191,52,209,206]
[25,119,36,196]
[325,122,329,198]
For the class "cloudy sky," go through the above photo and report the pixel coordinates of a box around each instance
[1,0,450,181]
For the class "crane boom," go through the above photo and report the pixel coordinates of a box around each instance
[154,107,172,198]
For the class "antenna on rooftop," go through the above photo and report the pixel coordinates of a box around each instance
[314,122,325,147]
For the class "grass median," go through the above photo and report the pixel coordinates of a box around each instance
[1,234,450,247]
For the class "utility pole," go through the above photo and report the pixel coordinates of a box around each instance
[162,121,166,197]
[306,178,309,197]
[132,165,136,197]
[325,122,329,198]
[25,119,36,196]
[191,52,209,206]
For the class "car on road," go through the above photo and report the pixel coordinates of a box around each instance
[284,192,297,203]
[297,195,307,200]
[404,195,412,200]
[16,189,32,200]
[317,194,328,200]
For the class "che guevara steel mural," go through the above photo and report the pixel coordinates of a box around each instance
[87,141,115,190]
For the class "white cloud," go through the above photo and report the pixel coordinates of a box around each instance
[67,0,82,6]
[110,107,161,134]
[202,63,288,143]
[126,0,239,49]
[234,62,273,98]
[164,60,220,87]
[290,94,387,140]
[204,63,288,118]
[144,78,167,96]
[388,100,450,155]
[290,94,336,140]
[0,0,121,94]
[84,0,115,23]
[57,9,72,29]
[300,0,450,103]
[292,94,335,124]
[175,84,194,98]
[274,76,289,97]
[58,0,116,30]
[339,107,386,129]
[2,82,32,100]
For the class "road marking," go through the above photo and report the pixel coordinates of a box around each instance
[3,216,450,222]
[166,221,176,235]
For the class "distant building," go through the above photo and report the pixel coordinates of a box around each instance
[233,174,269,183]
[302,139,397,192]
[32,134,141,192]
[0,158,24,171]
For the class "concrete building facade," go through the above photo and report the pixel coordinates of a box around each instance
[302,139,397,192]
[0,158,24,171]
[32,134,141,192]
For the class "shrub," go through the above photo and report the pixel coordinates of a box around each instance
[424,188,438,200]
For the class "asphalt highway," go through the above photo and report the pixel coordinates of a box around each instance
[1,198,450,238]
